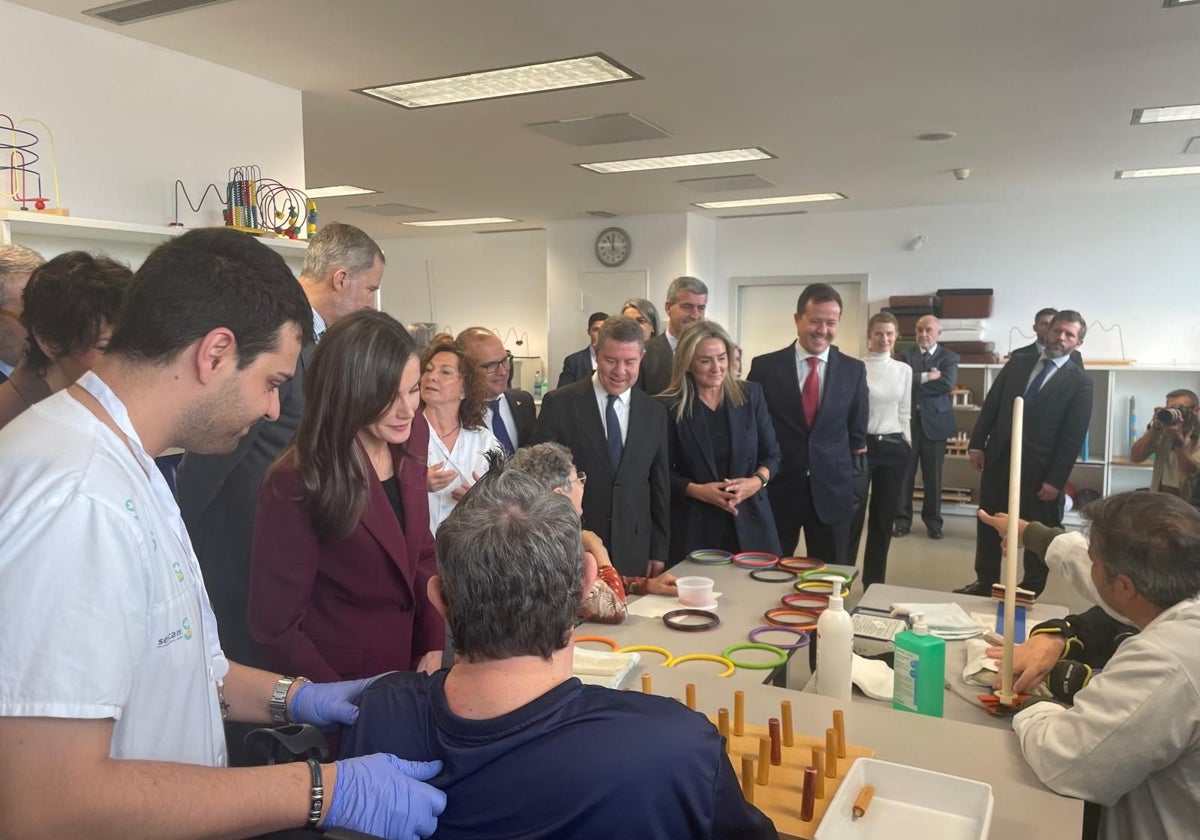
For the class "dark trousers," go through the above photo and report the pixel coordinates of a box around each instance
[848,435,912,586]
[974,461,1063,594]
[897,419,946,530]
[774,476,851,566]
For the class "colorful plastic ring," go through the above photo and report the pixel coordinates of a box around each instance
[763,606,820,630]
[781,592,830,611]
[748,625,812,650]
[749,567,799,583]
[616,645,674,664]
[721,642,789,670]
[662,609,721,632]
[572,635,619,650]
[801,568,854,583]
[793,580,851,598]
[732,552,779,569]
[687,549,733,565]
[665,653,736,677]
[778,556,827,573]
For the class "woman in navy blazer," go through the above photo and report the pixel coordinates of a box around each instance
[658,321,782,563]
[250,310,444,684]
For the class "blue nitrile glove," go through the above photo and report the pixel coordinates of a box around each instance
[324,753,446,840]
[290,677,376,728]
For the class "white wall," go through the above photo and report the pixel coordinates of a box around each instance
[374,230,548,357]
[1,0,303,229]
[715,190,1200,365]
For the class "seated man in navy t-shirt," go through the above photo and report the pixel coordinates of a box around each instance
[343,458,777,840]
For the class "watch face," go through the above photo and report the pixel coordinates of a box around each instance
[595,227,631,267]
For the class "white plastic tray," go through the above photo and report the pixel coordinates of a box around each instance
[814,758,993,840]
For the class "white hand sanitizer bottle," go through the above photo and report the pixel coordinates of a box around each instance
[816,589,854,700]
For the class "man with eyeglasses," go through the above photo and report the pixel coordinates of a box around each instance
[456,327,535,455]
[639,276,708,396]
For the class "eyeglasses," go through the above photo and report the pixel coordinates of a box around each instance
[480,352,514,374]
[574,470,587,487]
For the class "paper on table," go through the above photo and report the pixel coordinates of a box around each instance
[625,593,722,619]
[890,602,981,640]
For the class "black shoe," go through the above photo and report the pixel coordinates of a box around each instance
[953,581,991,596]
[927,528,944,540]
[892,523,910,537]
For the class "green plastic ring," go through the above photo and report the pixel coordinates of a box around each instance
[720,642,788,670]
[800,568,854,583]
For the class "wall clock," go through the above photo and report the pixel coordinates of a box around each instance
[595,226,632,267]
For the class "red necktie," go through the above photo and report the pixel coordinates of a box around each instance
[802,356,820,426]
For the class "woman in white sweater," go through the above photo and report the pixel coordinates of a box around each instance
[848,312,912,585]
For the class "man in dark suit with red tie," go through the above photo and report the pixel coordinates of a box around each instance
[748,284,868,565]
[959,310,1092,597]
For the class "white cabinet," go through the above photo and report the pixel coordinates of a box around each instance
[928,362,1200,525]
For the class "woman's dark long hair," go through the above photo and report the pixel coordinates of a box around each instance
[274,310,418,542]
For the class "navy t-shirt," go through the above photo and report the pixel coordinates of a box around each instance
[343,670,778,839]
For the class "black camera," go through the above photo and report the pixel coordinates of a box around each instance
[1157,406,1187,425]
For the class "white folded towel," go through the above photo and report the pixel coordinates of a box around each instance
[890,602,982,640]
[572,647,640,689]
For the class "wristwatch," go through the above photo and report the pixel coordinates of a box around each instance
[269,675,302,724]
[755,471,769,488]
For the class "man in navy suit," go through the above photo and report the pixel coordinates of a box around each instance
[556,311,607,388]
[533,315,670,577]
[895,315,960,539]
[458,327,536,454]
[960,310,1093,596]
[748,284,868,565]
[1011,307,1084,367]
[639,276,708,395]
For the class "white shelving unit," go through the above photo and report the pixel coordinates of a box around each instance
[929,362,1200,525]
[0,211,307,269]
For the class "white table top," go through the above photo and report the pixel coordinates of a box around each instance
[646,667,1083,840]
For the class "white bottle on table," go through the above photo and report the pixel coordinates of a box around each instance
[816,591,854,700]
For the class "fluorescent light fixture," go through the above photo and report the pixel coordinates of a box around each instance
[358,54,638,109]
[1164,0,1200,7]
[579,147,775,174]
[693,192,846,209]
[1115,165,1200,179]
[1131,104,1200,124]
[305,185,378,198]
[402,217,518,227]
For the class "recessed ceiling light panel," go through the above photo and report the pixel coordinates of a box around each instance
[1115,165,1200,178]
[358,54,638,109]
[1164,0,1200,8]
[305,185,378,198]
[1131,104,1200,124]
[579,147,775,174]
[693,193,846,209]
[403,217,518,227]
[916,131,957,141]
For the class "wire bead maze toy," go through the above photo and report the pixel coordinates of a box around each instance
[171,165,314,239]
[2,113,64,214]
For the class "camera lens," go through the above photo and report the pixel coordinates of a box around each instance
[1157,407,1185,425]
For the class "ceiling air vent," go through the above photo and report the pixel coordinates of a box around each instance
[84,0,236,25]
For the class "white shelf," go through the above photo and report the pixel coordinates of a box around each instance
[0,211,307,256]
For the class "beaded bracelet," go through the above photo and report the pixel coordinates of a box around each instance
[777,556,827,573]
[305,758,324,830]
[763,606,820,631]
[665,653,736,677]
[748,625,812,650]
[662,608,721,632]
[749,567,799,583]
[721,642,789,670]
[732,551,779,569]
[687,549,734,565]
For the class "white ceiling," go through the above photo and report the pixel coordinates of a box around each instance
[17,0,1200,238]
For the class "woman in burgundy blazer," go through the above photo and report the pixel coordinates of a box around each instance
[249,311,444,683]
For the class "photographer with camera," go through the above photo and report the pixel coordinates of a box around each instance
[1130,388,1200,506]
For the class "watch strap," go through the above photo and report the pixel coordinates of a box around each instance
[269,676,297,725]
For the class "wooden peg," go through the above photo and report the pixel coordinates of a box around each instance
[825,728,838,778]
[833,709,847,758]
[768,718,782,765]
[741,755,756,802]
[756,737,771,785]
[780,700,794,747]
[801,766,818,822]
[733,690,745,736]
[853,784,876,820]
[811,749,826,798]
[685,683,697,710]
[641,673,652,694]
[718,707,730,752]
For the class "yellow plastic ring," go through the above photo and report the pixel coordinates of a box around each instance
[665,653,736,678]
[572,635,619,650]
[616,645,674,664]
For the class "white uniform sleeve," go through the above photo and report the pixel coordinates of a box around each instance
[0,492,147,720]
[1012,633,1198,805]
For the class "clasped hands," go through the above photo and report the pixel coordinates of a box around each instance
[690,476,762,515]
